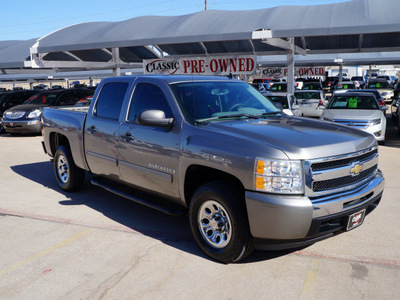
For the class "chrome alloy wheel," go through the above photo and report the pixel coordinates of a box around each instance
[57,154,69,184]
[198,200,232,249]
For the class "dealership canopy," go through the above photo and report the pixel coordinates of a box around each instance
[25,0,400,72]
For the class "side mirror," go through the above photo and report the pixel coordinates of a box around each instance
[138,110,174,127]
[292,104,300,110]
[381,105,389,111]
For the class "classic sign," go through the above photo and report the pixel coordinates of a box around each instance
[261,67,326,77]
[143,55,256,75]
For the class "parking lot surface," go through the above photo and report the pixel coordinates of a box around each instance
[0,119,399,299]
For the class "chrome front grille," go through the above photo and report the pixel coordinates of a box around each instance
[305,147,379,196]
[332,119,370,129]
[5,111,25,119]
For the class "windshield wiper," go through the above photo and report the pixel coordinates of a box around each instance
[261,111,283,117]
[197,113,260,123]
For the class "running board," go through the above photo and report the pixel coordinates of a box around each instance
[91,177,186,216]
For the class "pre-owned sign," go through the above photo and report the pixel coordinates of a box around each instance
[143,55,256,75]
[261,67,325,77]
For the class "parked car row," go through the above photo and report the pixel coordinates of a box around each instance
[261,87,390,145]
[1,81,397,146]
[0,88,95,135]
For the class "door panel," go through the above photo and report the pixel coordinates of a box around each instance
[84,81,129,177]
[117,81,180,198]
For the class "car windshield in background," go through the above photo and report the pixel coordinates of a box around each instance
[302,83,321,90]
[328,95,379,110]
[368,81,391,89]
[170,81,280,122]
[294,92,320,99]
[267,96,289,109]
[24,93,58,105]
[336,83,355,89]
[270,84,287,92]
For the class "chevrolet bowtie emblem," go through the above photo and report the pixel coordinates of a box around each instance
[350,163,363,176]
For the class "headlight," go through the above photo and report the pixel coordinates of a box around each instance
[370,118,381,126]
[27,109,42,119]
[255,158,304,194]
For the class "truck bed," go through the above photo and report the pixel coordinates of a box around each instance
[42,106,89,171]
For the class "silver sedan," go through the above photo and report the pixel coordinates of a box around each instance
[320,92,388,145]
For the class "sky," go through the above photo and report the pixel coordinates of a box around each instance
[1,0,347,41]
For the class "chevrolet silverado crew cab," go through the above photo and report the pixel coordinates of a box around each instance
[41,75,384,263]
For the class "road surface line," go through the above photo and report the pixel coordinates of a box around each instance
[300,259,320,299]
[0,228,93,277]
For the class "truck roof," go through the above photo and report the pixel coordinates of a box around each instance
[103,75,237,84]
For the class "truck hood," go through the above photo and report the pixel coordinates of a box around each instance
[323,109,383,120]
[205,116,376,160]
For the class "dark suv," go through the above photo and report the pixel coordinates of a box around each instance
[0,90,37,133]
[2,88,94,134]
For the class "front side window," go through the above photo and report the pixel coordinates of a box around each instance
[128,83,172,123]
[95,82,128,120]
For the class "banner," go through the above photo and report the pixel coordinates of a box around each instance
[261,67,326,77]
[143,55,257,75]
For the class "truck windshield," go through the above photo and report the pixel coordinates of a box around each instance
[170,81,280,122]
[327,95,379,110]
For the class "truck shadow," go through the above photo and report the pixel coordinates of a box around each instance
[10,161,294,264]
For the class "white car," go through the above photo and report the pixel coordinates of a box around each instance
[262,91,301,116]
[320,92,388,145]
[367,80,394,103]
[294,90,327,117]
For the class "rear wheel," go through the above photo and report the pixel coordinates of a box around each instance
[189,181,253,263]
[54,145,85,192]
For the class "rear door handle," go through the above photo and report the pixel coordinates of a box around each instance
[121,132,134,142]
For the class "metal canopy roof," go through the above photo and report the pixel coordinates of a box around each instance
[0,39,37,69]
[258,52,400,67]
[27,0,400,70]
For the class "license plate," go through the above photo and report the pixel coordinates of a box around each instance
[346,209,366,231]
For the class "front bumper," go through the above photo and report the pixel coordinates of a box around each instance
[245,170,384,250]
[3,120,41,134]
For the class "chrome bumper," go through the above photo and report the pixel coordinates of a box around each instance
[245,170,384,243]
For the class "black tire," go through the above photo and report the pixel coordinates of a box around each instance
[189,181,253,263]
[54,145,85,192]
[398,117,400,136]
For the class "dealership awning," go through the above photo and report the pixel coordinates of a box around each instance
[0,39,37,69]
[27,0,400,71]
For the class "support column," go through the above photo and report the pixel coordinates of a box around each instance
[338,64,343,85]
[287,38,295,96]
[112,48,121,77]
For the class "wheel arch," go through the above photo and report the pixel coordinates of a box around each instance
[183,165,245,207]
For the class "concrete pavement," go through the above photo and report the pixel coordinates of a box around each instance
[0,122,399,299]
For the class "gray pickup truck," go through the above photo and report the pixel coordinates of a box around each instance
[42,75,384,263]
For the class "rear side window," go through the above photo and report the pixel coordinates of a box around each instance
[95,82,129,120]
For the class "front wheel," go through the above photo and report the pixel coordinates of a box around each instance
[189,182,253,263]
[54,145,85,192]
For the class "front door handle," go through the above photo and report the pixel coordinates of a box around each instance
[121,132,134,142]
[87,125,98,134]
